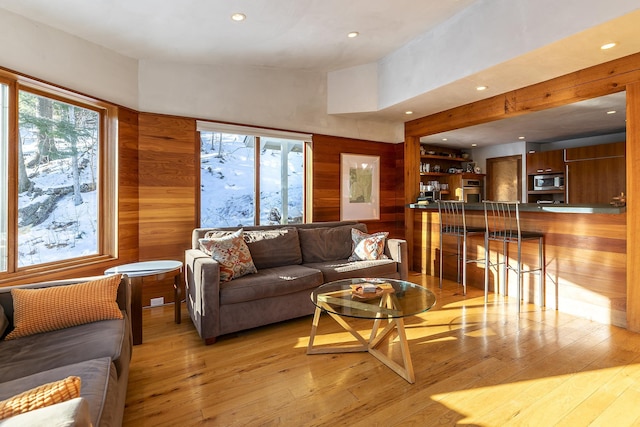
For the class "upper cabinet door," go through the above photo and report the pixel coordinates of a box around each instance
[526,149,564,174]
[565,141,625,161]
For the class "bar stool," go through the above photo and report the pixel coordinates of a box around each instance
[437,200,486,295]
[483,201,545,310]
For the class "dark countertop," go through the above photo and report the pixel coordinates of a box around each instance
[408,202,625,214]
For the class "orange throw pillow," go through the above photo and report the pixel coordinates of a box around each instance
[0,376,81,420]
[5,275,123,340]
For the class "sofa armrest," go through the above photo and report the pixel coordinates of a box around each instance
[386,239,408,281]
[115,275,131,317]
[185,249,222,342]
[0,397,91,427]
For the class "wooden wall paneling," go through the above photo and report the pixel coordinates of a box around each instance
[138,113,197,306]
[627,82,640,332]
[115,107,139,265]
[311,134,404,239]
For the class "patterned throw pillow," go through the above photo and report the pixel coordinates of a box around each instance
[0,376,81,420]
[348,228,389,261]
[5,275,124,340]
[199,229,257,282]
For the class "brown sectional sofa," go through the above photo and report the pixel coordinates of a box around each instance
[0,276,132,426]
[185,221,408,344]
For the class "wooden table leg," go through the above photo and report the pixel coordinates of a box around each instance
[174,272,182,324]
[131,276,143,345]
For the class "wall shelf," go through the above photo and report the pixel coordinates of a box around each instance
[420,154,467,162]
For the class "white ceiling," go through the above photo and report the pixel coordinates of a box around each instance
[0,0,637,146]
[0,0,474,72]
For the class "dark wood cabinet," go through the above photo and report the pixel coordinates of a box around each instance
[526,149,566,203]
[526,149,565,175]
[565,141,625,161]
[565,142,625,204]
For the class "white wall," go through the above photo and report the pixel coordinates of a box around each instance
[0,9,138,109]
[0,8,403,143]
[329,0,640,114]
[138,60,402,142]
[327,63,378,114]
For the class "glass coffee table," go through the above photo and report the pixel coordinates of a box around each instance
[307,278,436,383]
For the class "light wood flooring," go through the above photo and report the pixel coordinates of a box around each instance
[123,274,640,426]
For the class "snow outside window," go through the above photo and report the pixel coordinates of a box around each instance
[16,91,100,267]
[199,131,305,227]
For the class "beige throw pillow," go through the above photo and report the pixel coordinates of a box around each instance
[199,229,257,282]
[348,229,389,261]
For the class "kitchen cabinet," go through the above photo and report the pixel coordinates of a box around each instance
[565,141,625,204]
[565,141,625,161]
[526,149,564,175]
[526,149,565,203]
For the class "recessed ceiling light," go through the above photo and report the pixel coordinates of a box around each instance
[471,143,477,147]
[348,32,359,38]
[607,110,617,114]
[405,111,413,115]
[476,85,488,91]
[518,136,525,140]
[231,13,246,21]
[601,42,617,50]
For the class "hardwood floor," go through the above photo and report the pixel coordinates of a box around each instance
[124,274,640,426]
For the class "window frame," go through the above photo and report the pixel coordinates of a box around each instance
[196,121,311,227]
[0,71,118,281]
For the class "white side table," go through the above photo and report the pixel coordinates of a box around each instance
[105,260,183,345]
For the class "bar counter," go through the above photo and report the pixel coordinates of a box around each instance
[409,202,625,214]
[408,202,627,327]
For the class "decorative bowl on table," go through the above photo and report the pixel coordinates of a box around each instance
[350,282,395,300]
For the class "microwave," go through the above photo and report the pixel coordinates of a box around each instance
[534,174,564,191]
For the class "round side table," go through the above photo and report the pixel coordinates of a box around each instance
[105,260,183,345]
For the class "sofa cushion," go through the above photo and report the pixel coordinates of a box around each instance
[0,317,128,384]
[303,259,399,282]
[5,275,124,341]
[348,229,389,261]
[220,265,323,305]
[200,229,257,282]
[243,227,302,269]
[298,223,367,263]
[0,357,116,427]
[0,376,81,420]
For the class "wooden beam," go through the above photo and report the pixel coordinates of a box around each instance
[627,82,640,332]
[405,51,640,138]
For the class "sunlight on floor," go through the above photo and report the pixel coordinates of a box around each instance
[431,364,640,426]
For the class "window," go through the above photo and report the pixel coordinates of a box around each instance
[198,122,309,228]
[0,73,115,276]
[17,90,100,267]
